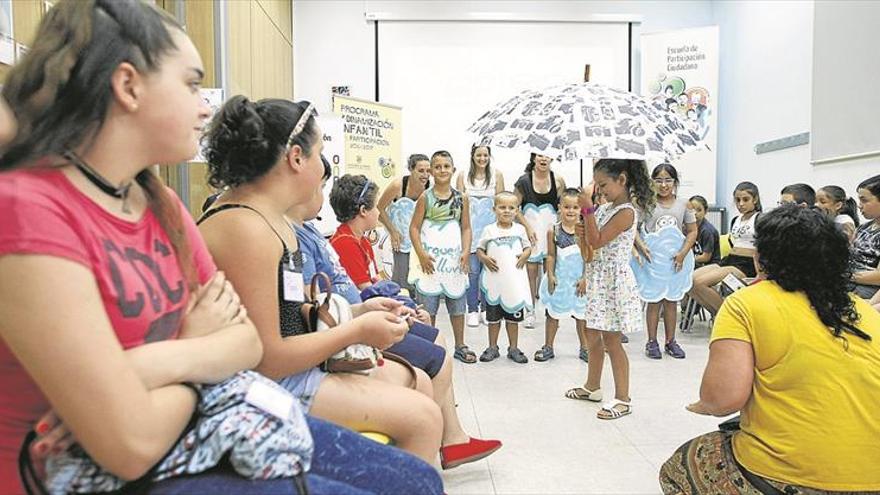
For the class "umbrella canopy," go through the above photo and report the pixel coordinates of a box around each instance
[468,82,705,162]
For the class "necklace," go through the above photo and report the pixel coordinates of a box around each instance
[64,151,133,214]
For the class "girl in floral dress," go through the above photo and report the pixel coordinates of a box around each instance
[565,159,654,420]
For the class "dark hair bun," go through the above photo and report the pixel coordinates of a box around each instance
[204,95,276,189]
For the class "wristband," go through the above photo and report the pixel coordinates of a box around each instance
[581,205,598,216]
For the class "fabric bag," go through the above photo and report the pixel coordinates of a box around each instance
[301,273,380,374]
[19,371,313,495]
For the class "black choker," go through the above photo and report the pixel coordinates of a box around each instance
[64,151,133,213]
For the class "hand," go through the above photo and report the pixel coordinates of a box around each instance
[180,271,246,339]
[516,252,529,270]
[686,401,713,416]
[527,228,538,245]
[459,253,470,274]
[390,230,402,251]
[578,182,595,209]
[30,410,76,476]
[673,251,687,272]
[415,308,430,323]
[547,274,557,294]
[575,278,587,297]
[354,311,410,350]
[575,222,586,240]
[632,247,644,266]
[481,255,499,272]
[417,252,435,275]
[361,297,404,314]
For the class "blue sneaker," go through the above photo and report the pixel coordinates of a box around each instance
[645,340,662,359]
[665,340,686,359]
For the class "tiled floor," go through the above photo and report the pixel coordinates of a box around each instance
[436,305,730,494]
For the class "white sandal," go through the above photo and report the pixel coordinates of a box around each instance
[597,399,632,420]
[564,387,603,402]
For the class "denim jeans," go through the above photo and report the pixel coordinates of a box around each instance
[150,416,443,495]
[467,252,483,313]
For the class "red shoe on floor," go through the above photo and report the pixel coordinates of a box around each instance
[439,437,502,470]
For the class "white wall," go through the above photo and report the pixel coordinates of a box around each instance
[713,0,878,212]
[294,0,878,213]
[293,0,715,113]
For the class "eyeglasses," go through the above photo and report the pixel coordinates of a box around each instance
[285,102,316,152]
[777,200,797,206]
[653,178,676,185]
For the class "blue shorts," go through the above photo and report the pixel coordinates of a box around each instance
[419,293,467,316]
[385,321,445,378]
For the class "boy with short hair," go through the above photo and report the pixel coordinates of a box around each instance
[476,191,533,363]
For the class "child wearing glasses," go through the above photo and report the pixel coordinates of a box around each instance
[410,151,475,363]
[633,163,697,360]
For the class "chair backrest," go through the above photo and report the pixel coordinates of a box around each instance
[719,233,731,259]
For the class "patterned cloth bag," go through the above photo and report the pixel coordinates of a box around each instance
[19,371,314,495]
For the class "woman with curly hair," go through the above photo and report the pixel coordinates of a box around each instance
[660,205,880,494]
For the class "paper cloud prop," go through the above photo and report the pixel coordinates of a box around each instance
[479,236,532,313]
[539,244,587,319]
[387,198,416,253]
[408,219,469,298]
[629,226,695,302]
[522,203,557,262]
[468,196,496,253]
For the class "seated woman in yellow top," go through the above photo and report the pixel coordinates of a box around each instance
[660,205,880,494]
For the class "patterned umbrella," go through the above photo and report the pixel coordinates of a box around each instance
[468,82,706,162]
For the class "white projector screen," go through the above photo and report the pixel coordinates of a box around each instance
[811,1,880,164]
[378,21,630,189]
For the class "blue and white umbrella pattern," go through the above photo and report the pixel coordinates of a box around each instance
[468,82,706,162]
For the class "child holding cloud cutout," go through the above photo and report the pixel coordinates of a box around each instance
[476,191,533,364]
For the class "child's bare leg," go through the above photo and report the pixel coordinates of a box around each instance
[646,302,661,342]
[662,300,678,342]
[451,313,466,347]
[505,321,519,349]
[584,328,604,391]
[487,322,501,347]
[544,316,559,347]
[527,262,541,302]
[602,332,631,401]
[575,320,588,350]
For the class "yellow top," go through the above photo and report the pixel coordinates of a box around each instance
[711,281,880,490]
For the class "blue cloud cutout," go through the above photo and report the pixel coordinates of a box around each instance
[629,226,695,302]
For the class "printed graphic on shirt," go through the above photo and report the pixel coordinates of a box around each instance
[103,237,185,343]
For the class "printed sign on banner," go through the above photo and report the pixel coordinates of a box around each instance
[313,115,345,236]
[332,95,402,192]
[641,26,719,204]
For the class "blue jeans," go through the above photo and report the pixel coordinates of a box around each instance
[149,416,443,495]
[467,252,483,313]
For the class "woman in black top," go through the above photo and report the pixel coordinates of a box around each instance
[514,153,566,328]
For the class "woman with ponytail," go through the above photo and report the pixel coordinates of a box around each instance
[816,185,860,241]
[0,1,441,494]
[661,205,880,493]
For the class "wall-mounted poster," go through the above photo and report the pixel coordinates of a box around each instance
[0,0,13,66]
[331,95,402,193]
[641,26,719,203]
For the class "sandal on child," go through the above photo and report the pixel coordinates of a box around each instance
[578,348,589,363]
[597,399,632,420]
[454,345,477,364]
[534,345,555,362]
[479,346,500,362]
[564,387,603,402]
